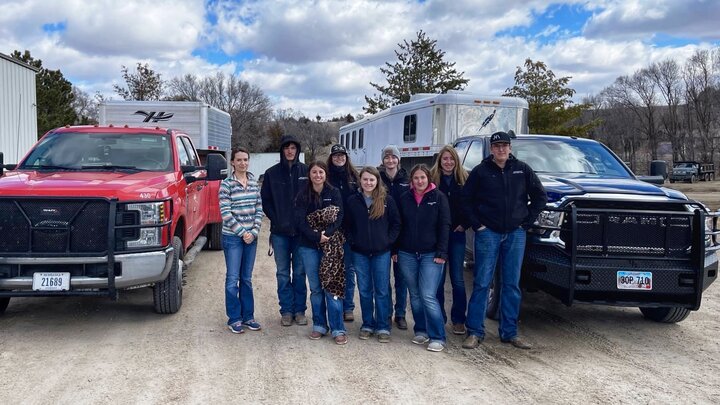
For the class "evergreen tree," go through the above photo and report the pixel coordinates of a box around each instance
[504,58,596,136]
[364,30,469,114]
[11,50,77,138]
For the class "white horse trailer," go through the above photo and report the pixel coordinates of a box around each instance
[339,92,529,168]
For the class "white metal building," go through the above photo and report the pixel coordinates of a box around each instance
[0,52,38,164]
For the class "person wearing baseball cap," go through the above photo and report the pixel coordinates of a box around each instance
[377,144,411,330]
[462,131,546,350]
[327,143,359,322]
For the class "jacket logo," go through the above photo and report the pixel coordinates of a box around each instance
[323,198,332,202]
[427,201,437,205]
[512,170,524,174]
[299,176,309,180]
[134,110,174,122]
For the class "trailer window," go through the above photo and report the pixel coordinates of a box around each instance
[345,132,350,149]
[404,114,417,142]
[352,131,356,149]
[359,129,364,148]
[340,133,344,147]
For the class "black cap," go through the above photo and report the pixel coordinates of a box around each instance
[330,144,347,155]
[490,131,512,144]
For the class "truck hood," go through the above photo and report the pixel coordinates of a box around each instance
[539,174,687,203]
[0,170,181,200]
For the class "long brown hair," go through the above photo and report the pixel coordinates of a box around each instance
[430,145,468,186]
[358,167,387,219]
[302,161,329,205]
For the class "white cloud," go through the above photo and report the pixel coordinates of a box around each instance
[1,0,718,120]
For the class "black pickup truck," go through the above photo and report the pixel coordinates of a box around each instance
[455,134,719,323]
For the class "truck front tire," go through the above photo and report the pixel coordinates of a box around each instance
[153,236,183,314]
[0,297,9,315]
[639,306,691,323]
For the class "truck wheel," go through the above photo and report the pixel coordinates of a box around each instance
[639,307,691,323]
[486,266,501,320]
[691,174,697,183]
[204,223,223,251]
[0,297,9,315]
[153,236,183,314]
[669,179,675,183]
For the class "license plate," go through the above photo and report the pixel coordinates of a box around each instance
[617,271,652,290]
[32,272,70,291]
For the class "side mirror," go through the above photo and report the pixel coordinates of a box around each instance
[205,153,228,181]
[637,175,665,185]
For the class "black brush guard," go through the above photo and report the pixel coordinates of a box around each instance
[0,197,172,299]
[525,199,720,310]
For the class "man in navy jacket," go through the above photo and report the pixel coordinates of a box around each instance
[261,135,309,327]
[462,131,546,350]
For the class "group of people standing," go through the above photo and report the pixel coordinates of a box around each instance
[218,132,546,352]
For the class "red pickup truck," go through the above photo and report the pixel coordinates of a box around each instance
[0,125,227,314]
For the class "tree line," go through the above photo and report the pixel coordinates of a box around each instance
[580,49,720,171]
[11,33,720,169]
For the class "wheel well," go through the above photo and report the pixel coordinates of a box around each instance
[172,216,185,247]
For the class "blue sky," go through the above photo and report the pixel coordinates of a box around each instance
[2,0,719,118]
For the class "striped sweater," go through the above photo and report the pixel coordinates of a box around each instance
[219,173,263,238]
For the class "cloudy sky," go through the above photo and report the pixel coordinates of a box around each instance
[1,0,719,119]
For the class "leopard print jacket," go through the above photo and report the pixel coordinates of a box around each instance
[306,205,346,298]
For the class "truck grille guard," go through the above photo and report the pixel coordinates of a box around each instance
[532,198,720,309]
[0,196,173,299]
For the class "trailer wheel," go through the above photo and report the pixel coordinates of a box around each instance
[639,307,691,323]
[486,265,501,320]
[690,174,697,183]
[204,223,223,251]
[153,236,183,314]
[0,297,9,315]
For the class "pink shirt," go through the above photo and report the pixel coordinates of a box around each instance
[412,182,436,205]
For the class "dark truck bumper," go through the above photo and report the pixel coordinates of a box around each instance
[525,203,719,310]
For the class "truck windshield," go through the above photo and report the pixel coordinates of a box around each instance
[19,132,173,172]
[513,139,631,177]
[462,137,632,178]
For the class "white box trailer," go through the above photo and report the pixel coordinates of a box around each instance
[249,152,305,181]
[99,101,232,151]
[339,92,529,168]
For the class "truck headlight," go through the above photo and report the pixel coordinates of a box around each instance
[535,210,564,229]
[123,201,170,248]
[127,227,162,248]
[126,202,167,224]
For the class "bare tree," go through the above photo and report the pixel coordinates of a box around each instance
[648,59,686,160]
[71,86,99,125]
[165,74,202,101]
[683,49,719,162]
[165,72,273,152]
[113,63,163,101]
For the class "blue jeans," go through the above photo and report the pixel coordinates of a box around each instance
[437,231,467,324]
[391,261,408,318]
[343,241,356,313]
[466,227,526,340]
[270,233,307,316]
[353,250,391,334]
[298,246,346,337]
[397,251,446,343]
[222,234,258,325]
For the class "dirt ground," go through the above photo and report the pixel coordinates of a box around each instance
[2,182,720,404]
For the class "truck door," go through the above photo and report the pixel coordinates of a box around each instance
[176,136,205,245]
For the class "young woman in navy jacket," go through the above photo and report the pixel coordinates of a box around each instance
[394,164,451,352]
[344,167,401,342]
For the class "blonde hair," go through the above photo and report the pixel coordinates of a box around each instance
[430,145,468,186]
[358,167,387,219]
